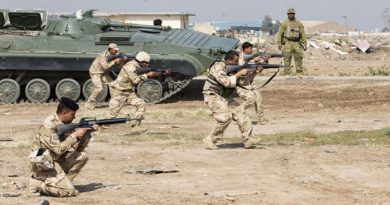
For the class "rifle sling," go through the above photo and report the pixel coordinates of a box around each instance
[258,69,279,89]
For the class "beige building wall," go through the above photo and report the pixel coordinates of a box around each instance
[302,21,355,34]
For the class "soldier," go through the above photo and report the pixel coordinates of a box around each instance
[28,97,99,197]
[202,50,261,150]
[277,8,307,76]
[107,51,159,126]
[237,42,266,123]
[85,43,122,110]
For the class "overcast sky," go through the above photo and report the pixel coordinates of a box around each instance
[2,0,389,31]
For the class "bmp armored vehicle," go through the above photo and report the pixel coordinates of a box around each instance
[0,10,239,103]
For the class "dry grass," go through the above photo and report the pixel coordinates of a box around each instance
[258,128,390,146]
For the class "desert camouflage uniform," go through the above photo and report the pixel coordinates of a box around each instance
[203,61,253,142]
[277,19,307,74]
[29,114,90,197]
[86,51,116,108]
[236,52,264,120]
[107,60,147,122]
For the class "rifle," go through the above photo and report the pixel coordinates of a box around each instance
[56,116,141,138]
[106,53,134,62]
[243,51,282,62]
[226,63,285,75]
[135,67,171,75]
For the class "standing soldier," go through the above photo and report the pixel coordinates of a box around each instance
[107,51,159,127]
[85,43,122,110]
[28,97,99,197]
[202,50,261,150]
[277,8,307,76]
[237,42,266,123]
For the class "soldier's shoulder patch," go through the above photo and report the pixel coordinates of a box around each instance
[50,134,60,143]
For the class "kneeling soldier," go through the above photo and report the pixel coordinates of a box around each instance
[29,97,99,197]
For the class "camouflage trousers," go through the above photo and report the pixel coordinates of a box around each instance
[86,73,113,106]
[204,93,253,142]
[29,151,89,197]
[283,41,304,74]
[236,86,264,120]
[108,88,146,120]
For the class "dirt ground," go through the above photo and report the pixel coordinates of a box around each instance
[1,77,390,205]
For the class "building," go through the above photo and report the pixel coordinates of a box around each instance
[302,21,355,34]
[95,12,194,29]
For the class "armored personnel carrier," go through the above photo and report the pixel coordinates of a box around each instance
[0,10,239,103]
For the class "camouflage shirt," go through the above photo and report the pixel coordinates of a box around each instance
[203,61,237,96]
[277,19,307,46]
[89,51,116,74]
[109,60,148,91]
[31,113,78,161]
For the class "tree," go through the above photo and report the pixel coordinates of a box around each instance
[261,15,280,35]
[261,15,273,34]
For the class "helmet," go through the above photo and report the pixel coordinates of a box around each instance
[287,8,295,14]
[108,43,119,51]
[135,51,151,63]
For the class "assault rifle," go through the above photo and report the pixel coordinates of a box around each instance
[106,53,134,62]
[56,116,141,138]
[226,63,285,75]
[243,51,283,62]
[135,67,171,75]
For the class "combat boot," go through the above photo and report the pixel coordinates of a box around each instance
[202,136,218,150]
[297,73,306,85]
[243,137,262,149]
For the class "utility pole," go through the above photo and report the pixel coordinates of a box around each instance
[342,15,347,35]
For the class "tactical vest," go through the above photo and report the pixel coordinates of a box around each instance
[206,75,234,98]
[284,23,301,41]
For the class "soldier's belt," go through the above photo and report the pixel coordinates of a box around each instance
[285,38,300,42]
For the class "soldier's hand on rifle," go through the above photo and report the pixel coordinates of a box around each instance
[303,44,308,51]
[263,54,271,63]
[256,66,264,73]
[146,71,160,78]
[164,69,171,75]
[278,44,282,50]
[235,69,250,78]
[91,124,100,131]
[113,58,122,64]
[253,56,261,63]
[72,127,92,139]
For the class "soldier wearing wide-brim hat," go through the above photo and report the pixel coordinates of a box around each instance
[277,8,307,76]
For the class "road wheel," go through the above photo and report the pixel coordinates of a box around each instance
[0,79,20,104]
[55,78,81,101]
[137,79,163,103]
[25,78,50,103]
[82,79,108,102]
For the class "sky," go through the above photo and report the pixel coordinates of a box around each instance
[2,0,389,31]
